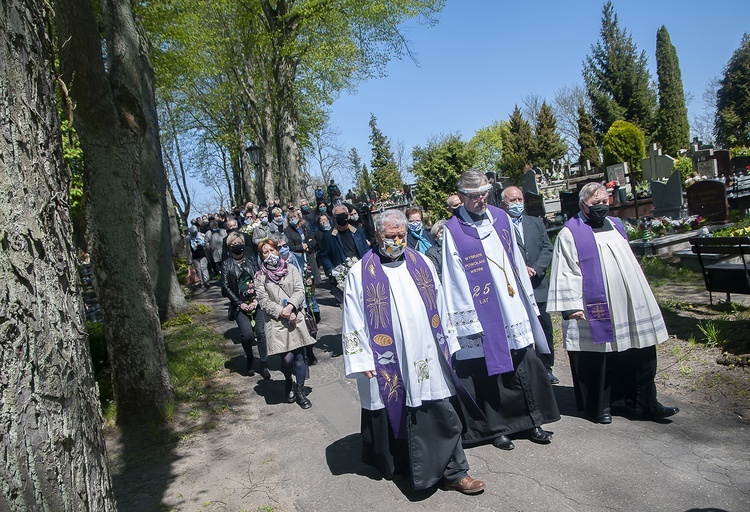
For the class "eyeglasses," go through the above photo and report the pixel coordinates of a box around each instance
[464,191,488,201]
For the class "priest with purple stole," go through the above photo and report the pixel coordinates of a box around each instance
[548,182,679,424]
[342,209,485,495]
[442,168,560,452]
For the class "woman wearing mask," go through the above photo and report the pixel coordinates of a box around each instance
[405,207,435,254]
[314,213,332,280]
[283,210,315,269]
[270,207,285,234]
[222,233,271,379]
[255,239,316,409]
[252,211,272,248]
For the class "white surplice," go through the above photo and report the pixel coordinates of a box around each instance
[548,223,669,353]
[342,253,460,410]
[441,208,546,361]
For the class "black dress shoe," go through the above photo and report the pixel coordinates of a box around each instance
[492,435,515,450]
[643,403,679,419]
[547,370,560,385]
[524,426,553,444]
[285,378,295,403]
[596,412,612,424]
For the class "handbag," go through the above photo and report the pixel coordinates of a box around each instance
[304,310,318,338]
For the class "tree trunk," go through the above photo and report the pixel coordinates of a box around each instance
[55,0,174,424]
[0,0,115,508]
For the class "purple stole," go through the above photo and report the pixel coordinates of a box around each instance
[565,215,628,344]
[445,205,517,375]
[361,248,483,439]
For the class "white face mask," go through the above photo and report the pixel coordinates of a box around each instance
[264,253,280,267]
[407,220,422,232]
[380,237,406,259]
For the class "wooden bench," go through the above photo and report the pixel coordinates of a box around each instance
[689,236,750,304]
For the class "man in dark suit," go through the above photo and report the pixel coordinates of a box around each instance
[320,203,370,306]
[502,186,558,384]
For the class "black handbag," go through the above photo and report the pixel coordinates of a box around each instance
[304,310,318,338]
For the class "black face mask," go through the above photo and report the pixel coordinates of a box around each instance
[586,203,609,226]
[230,245,245,255]
[334,213,349,226]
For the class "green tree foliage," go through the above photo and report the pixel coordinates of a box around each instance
[530,101,567,169]
[674,155,694,186]
[577,105,601,167]
[583,1,657,143]
[655,26,690,156]
[468,121,506,173]
[369,114,402,195]
[412,134,476,219]
[348,147,373,198]
[501,106,533,183]
[602,120,646,170]
[715,33,750,147]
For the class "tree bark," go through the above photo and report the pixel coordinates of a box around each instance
[0,0,115,508]
[55,0,174,424]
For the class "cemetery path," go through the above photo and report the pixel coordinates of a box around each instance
[106,279,750,512]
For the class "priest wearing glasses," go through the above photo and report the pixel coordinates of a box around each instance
[442,168,560,451]
[342,209,485,495]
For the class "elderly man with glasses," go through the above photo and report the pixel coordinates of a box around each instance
[441,168,560,452]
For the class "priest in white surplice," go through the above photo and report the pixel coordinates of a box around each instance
[442,169,560,452]
[548,182,679,424]
[342,209,485,495]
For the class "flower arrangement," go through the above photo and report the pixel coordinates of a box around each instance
[605,180,619,189]
[239,276,257,327]
[332,256,359,291]
[685,175,708,188]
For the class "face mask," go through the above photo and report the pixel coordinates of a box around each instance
[301,205,310,212]
[279,246,291,258]
[586,203,610,225]
[334,213,349,226]
[350,214,359,222]
[319,207,327,213]
[321,223,331,231]
[260,218,268,225]
[380,237,406,259]
[264,253,280,267]
[273,217,284,226]
[230,245,245,255]
[407,220,422,232]
[507,202,525,218]
[212,227,220,232]
[436,234,443,245]
[289,219,299,227]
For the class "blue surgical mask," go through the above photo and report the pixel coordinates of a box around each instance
[408,220,422,232]
[507,202,525,218]
[319,206,327,213]
[279,245,291,258]
[289,219,299,227]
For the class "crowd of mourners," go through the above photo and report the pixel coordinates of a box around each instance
[184,171,680,496]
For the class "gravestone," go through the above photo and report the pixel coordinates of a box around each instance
[650,170,683,218]
[559,191,580,219]
[713,150,731,179]
[606,162,628,184]
[521,168,539,195]
[524,192,545,218]
[642,144,676,182]
[731,155,750,174]
[695,159,718,179]
[686,180,728,222]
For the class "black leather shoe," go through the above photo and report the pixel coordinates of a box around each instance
[596,412,612,424]
[260,362,271,380]
[524,426,552,444]
[295,383,312,409]
[492,435,515,450]
[643,403,679,419]
[547,370,560,385]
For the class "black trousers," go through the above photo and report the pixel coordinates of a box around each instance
[235,310,268,364]
[534,301,555,370]
[568,345,658,417]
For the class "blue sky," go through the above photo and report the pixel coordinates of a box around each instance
[326,0,750,190]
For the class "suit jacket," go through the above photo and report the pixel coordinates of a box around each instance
[516,214,553,303]
[320,224,369,273]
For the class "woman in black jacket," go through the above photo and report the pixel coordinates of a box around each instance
[222,232,271,379]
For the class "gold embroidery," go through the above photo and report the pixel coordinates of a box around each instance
[412,266,437,310]
[380,369,401,402]
[365,282,390,329]
[373,333,394,346]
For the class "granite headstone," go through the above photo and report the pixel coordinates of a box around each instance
[524,191,545,217]
[606,162,628,184]
[686,180,728,222]
[521,169,539,195]
[650,170,683,218]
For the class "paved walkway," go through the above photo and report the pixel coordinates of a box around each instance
[135,281,750,512]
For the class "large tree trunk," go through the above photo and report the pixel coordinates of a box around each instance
[0,0,115,508]
[126,15,188,321]
[55,0,174,424]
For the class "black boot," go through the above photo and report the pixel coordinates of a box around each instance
[246,354,255,376]
[295,383,312,409]
[260,361,271,380]
[285,378,295,403]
